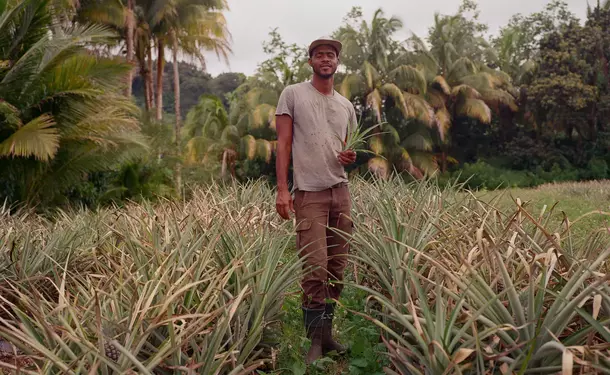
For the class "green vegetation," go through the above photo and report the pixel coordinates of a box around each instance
[3,0,610,209]
[2,0,610,373]
[1,178,609,374]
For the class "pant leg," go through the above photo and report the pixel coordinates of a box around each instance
[294,189,331,310]
[326,185,352,302]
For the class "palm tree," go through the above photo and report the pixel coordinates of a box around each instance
[71,0,138,97]
[145,0,231,119]
[335,8,441,177]
[140,0,230,194]
[183,95,239,179]
[407,14,519,171]
[0,0,146,206]
[492,27,536,86]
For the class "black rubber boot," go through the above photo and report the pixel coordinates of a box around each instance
[302,307,325,365]
[322,303,347,355]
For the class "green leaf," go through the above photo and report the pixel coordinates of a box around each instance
[0,114,59,161]
[351,357,369,368]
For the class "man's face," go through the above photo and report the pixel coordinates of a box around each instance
[309,45,338,79]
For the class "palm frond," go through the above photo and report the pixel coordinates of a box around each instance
[435,107,451,141]
[409,149,438,174]
[451,84,482,99]
[367,156,390,179]
[426,89,446,109]
[240,134,256,160]
[403,91,437,128]
[389,65,427,94]
[28,138,147,201]
[255,139,272,163]
[0,100,21,128]
[368,134,385,155]
[458,73,495,92]
[432,76,451,96]
[381,123,401,145]
[74,0,125,28]
[339,73,363,99]
[479,64,512,88]
[447,57,477,85]
[406,33,439,73]
[479,89,518,112]
[363,61,379,90]
[220,125,239,146]
[402,133,434,151]
[252,103,276,129]
[185,135,216,164]
[366,88,383,124]
[0,114,59,161]
[2,23,117,102]
[456,98,491,124]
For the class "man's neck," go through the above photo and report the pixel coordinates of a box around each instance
[311,75,334,96]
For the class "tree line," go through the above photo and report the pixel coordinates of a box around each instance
[1,0,609,209]
[188,0,610,191]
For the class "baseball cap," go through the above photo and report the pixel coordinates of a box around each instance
[308,36,342,57]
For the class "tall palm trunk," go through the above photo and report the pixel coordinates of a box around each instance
[147,41,154,109]
[141,58,151,111]
[124,0,135,97]
[172,31,182,196]
[156,40,164,121]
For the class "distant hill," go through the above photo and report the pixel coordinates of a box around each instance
[132,61,245,115]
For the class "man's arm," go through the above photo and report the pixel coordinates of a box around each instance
[275,86,295,219]
[275,114,293,194]
[275,114,294,219]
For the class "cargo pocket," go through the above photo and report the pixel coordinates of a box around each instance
[295,218,312,252]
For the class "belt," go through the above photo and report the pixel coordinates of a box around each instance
[294,182,347,193]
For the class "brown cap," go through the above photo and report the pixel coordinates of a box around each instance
[308,36,342,57]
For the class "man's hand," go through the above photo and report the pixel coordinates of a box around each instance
[276,189,294,220]
[338,149,357,165]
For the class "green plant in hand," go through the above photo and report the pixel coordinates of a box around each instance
[337,122,387,157]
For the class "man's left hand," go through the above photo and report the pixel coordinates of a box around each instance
[338,150,356,165]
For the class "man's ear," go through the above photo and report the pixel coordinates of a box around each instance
[308,58,313,68]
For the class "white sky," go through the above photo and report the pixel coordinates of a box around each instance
[203,0,589,76]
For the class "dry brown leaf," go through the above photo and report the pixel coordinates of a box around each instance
[593,294,602,320]
[453,348,475,364]
[562,350,573,375]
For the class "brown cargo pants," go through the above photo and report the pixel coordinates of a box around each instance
[294,183,353,310]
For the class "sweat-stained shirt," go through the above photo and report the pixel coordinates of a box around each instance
[275,81,358,192]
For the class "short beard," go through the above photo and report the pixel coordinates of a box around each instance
[313,66,335,79]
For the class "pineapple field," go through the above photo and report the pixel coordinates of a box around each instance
[1,177,609,374]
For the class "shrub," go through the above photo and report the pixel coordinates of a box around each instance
[452,160,540,190]
[583,158,609,180]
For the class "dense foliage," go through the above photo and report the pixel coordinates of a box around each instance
[196,0,610,193]
[1,0,610,209]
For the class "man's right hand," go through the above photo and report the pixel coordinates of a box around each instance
[276,189,294,220]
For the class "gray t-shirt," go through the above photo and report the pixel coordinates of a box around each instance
[275,81,357,192]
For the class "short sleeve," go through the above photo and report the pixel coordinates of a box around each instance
[275,86,294,118]
[349,105,358,132]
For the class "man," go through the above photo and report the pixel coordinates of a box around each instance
[274,36,357,364]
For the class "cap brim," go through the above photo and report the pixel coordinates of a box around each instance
[309,39,342,56]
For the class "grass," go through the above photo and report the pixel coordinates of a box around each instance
[1,177,609,374]
[478,180,610,240]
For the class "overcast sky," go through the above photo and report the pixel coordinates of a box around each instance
[203,0,588,77]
